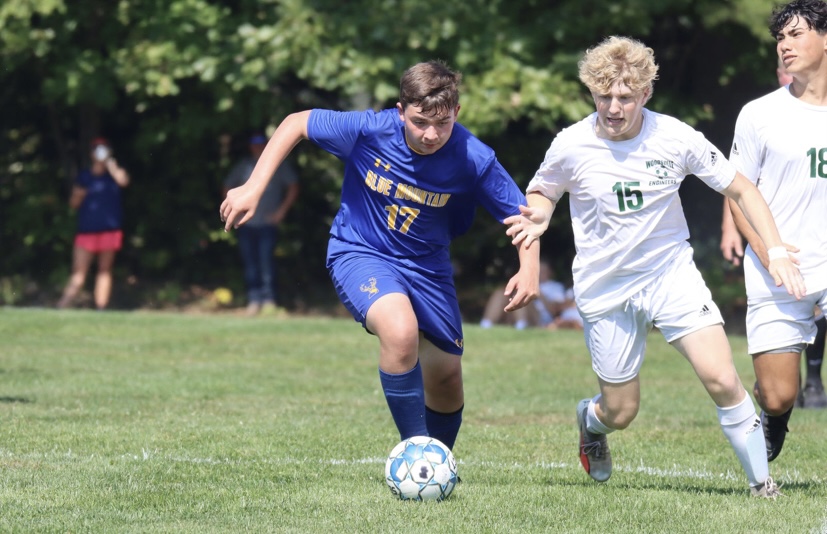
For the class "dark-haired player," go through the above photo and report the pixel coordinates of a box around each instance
[220,61,539,453]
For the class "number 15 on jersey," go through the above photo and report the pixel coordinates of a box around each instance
[612,181,643,212]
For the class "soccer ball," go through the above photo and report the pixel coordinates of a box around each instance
[384,436,457,501]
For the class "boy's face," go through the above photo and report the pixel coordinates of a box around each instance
[397,103,459,155]
[591,81,649,141]
[776,16,827,77]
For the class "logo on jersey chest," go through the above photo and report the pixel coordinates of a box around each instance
[364,164,452,207]
[645,159,677,185]
[374,157,392,172]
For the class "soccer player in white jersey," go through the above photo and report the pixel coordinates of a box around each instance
[727,0,827,461]
[504,36,806,498]
[719,59,794,268]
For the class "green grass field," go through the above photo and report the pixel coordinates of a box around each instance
[1,308,825,533]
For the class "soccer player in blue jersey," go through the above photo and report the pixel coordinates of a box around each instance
[220,61,540,452]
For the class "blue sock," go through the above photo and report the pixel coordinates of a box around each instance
[379,361,427,440]
[425,405,463,450]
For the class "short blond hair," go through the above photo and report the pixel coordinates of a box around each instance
[578,36,659,98]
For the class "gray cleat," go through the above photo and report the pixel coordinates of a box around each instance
[750,476,784,499]
[577,398,612,482]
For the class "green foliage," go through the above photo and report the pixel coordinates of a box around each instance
[2,309,826,531]
[0,0,785,307]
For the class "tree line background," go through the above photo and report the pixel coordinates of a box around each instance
[1,0,783,324]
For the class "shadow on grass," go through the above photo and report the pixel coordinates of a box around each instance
[553,471,827,495]
[774,480,824,492]
[0,396,33,404]
[551,477,756,497]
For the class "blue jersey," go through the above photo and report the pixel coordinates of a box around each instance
[75,169,123,233]
[308,108,525,271]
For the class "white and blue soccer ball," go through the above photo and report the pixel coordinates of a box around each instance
[384,435,457,501]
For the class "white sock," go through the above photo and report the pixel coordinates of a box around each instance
[587,395,615,435]
[716,392,768,487]
[480,318,493,329]
[514,319,528,330]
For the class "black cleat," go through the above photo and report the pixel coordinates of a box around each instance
[799,381,827,409]
[761,407,793,462]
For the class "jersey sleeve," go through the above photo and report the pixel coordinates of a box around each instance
[526,138,570,201]
[682,126,736,192]
[306,109,365,160]
[729,106,761,184]
[474,157,527,223]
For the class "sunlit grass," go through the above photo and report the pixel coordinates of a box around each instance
[1,308,825,533]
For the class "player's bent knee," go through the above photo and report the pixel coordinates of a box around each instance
[607,409,637,430]
[436,369,462,392]
[709,379,742,400]
[600,402,638,430]
[422,361,463,403]
[377,325,420,353]
[761,393,796,415]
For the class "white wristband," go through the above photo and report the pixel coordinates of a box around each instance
[767,246,787,261]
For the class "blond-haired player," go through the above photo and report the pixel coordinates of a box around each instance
[506,36,805,498]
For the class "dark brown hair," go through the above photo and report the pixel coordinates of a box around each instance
[398,61,462,115]
[770,0,827,38]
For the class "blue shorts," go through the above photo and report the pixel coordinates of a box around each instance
[327,240,464,355]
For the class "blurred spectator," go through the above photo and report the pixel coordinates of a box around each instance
[547,288,584,331]
[480,260,567,330]
[57,138,130,310]
[223,133,299,316]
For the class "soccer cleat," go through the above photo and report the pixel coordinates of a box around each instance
[576,398,612,482]
[750,476,784,499]
[799,381,827,409]
[761,407,793,462]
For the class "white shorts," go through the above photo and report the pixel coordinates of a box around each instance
[584,252,723,383]
[745,289,827,355]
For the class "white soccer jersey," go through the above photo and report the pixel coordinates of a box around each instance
[730,86,827,299]
[527,108,736,321]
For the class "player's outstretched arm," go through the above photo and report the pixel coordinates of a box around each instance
[503,238,541,313]
[221,111,311,231]
[725,172,806,299]
[720,199,744,266]
[504,192,555,249]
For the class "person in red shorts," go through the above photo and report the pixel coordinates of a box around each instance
[57,138,131,310]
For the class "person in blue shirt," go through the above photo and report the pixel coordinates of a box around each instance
[58,138,131,310]
[223,134,300,316]
[220,61,539,452]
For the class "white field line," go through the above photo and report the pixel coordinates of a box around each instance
[4,449,825,528]
[1,448,825,487]
[4,448,827,527]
